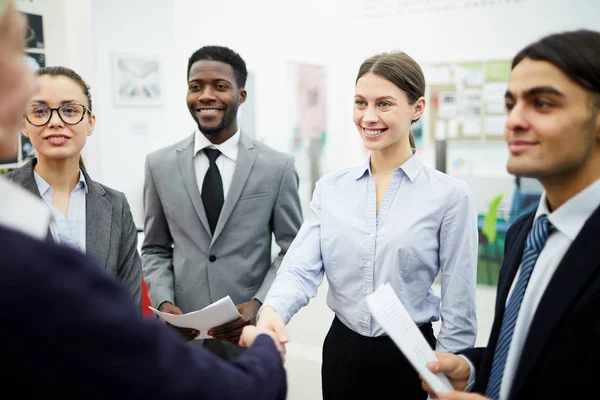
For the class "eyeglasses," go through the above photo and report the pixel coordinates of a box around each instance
[25,103,92,126]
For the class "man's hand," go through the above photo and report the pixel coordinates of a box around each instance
[239,325,286,362]
[421,351,472,398]
[256,306,289,344]
[207,299,261,345]
[159,302,200,341]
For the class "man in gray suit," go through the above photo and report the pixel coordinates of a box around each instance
[142,46,303,359]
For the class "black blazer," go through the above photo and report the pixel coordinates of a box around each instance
[0,225,286,399]
[5,159,142,311]
[463,204,600,399]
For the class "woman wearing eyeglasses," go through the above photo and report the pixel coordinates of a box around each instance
[5,66,142,312]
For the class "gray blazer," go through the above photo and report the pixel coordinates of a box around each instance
[5,159,142,312]
[141,132,302,344]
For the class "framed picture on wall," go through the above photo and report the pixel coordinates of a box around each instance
[111,53,163,107]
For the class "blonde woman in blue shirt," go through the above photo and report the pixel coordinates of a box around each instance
[256,52,478,399]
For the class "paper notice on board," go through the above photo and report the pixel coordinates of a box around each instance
[482,82,507,102]
[462,119,481,137]
[485,115,507,135]
[448,120,459,139]
[367,284,453,395]
[438,92,457,119]
[435,120,447,140]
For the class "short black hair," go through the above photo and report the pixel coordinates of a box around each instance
[187,46,247,88]
[513,29,600,103]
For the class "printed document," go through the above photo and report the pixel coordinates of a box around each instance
[367,283,453,394]
[150,295,240,339]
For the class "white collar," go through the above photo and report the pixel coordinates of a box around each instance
[0,177,50,239]
[534,178,600,241]
[193,129,240,162]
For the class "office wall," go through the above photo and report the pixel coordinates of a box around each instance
[90,0,178,226]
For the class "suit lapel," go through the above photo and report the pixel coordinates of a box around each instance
[211,133,257,243]
[84,171,112,269]
[510,205,600,398]
[496,214,535,319]
[176,135,211,235]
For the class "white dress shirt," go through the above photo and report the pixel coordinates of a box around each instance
[33,169,87,252]
[465,178,600,399]
[193,129,239,201]
[0,177,50,239]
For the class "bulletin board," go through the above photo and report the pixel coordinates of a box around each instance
[425,60,511,142]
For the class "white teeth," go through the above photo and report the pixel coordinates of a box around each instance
[364,129,383,136]
[49,136,68,141]
[199,109,220,113]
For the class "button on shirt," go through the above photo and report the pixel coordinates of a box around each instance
[263,153,478,352]
[193,129,239,200]
[33,170,87,252]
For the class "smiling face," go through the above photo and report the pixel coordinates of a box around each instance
[22,75,95,163]
[186,60,246,144]
[353,72,424,153]
[504,58,600,181]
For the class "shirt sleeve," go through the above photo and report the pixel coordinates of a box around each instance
[436,181,478,352]
[261,181,325,324]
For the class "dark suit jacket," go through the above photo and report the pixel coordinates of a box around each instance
[5,159,142,311]
[463,204,600,399]
[0,224,286,399]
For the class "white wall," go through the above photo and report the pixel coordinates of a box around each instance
[172,0,361,177]
[90,0,178,226]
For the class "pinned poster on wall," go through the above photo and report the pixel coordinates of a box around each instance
[286,63,328,206]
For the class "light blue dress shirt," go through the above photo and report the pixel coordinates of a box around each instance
[263,153,478,352]
[34,170,87,252]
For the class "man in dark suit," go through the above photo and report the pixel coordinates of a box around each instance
[0,2,287,398]
[422,29,600,400]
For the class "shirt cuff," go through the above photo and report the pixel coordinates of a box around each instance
[459,355,476,392]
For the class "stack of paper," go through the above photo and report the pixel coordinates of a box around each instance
[150,295,240,339]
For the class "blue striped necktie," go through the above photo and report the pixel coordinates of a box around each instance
[485,214,553,400]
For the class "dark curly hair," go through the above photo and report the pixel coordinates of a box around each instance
[187,46,247,88]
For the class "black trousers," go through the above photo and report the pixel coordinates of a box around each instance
[322,316,436,400]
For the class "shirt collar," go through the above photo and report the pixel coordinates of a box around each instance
[352,151,424,181]
[33,169,88,196]
[193,128,240,162]
[534,178,600,241]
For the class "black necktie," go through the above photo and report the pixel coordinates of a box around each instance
[201,148,224,235]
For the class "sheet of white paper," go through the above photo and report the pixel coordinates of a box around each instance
[482,82,507,102]
[149,295,240,339]
[367,284,453,395]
